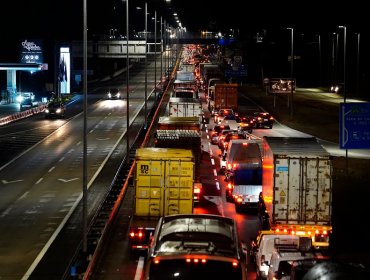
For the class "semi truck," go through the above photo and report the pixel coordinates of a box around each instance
[168,97,202,119]
[260,136,332,248]
[128,148,195,254]
[157,116,201,132]
[210,83,238,114]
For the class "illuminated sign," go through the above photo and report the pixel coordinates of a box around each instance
[269,78,296,94]
[59,47,70,94]
[20,39,43,64]
[340,102,370,149]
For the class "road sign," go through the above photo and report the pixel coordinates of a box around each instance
[225,69,247,77]
[340,102,370,149]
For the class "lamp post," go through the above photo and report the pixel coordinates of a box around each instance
[82,0,88,253]
[144,2,148,128]
[160,16,163,85]
[339,25,346,102]
[356,32,360,96]
[154,11,157,100]
[126,0,130,164]
[317,34,322,86]
[339,25,348,173]
[287,27,294,118]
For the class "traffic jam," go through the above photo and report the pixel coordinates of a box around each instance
[127,44,333,280]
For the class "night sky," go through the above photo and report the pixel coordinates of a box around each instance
[0,0,368,93]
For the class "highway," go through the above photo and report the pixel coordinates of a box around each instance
[0,55,164,279]
[0,48,369,280]
[87,78,370,279]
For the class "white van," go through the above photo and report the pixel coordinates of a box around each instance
[256,234,299,280]
[267,237,314,280]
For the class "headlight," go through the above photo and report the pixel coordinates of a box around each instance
[45,109,50,113]
[108,93,112,98]
[56,108,62,113]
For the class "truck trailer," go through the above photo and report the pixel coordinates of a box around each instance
[260,137,332,248]
[168,97,202,119]
[211,83,238,114]
[128,148,195,254]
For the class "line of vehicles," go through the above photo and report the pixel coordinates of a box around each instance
[125,44,334,280]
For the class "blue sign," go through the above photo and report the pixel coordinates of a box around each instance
[225,69,247,77]
[340,102,370,149]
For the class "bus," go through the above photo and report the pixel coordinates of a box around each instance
[143,214,248,280]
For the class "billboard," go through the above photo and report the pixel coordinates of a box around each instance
[340,102,370,149]
[59,47,71,94]
[269,78,295,94]
[20,39,43,64]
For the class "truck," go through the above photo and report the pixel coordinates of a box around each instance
[128,148,195,254]
[168,97,202,119]
[210,83,238,114]
[224,139,263,213]
[157,116,201,132]
[260,136,332,249]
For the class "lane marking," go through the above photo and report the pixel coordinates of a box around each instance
[36,178,43,185]
[134,257,145,280]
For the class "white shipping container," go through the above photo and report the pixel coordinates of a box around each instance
[262,137,332,226]
[168,97,202,118]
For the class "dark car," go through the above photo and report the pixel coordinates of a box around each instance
[238,116,255,134]
[253,112,274,129]
[45,102,66,118]
[20,98,33,110]
[220,133,245,152]
[209,124,230,144]
[107,88,121,99]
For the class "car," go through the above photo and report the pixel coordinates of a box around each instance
[253,112,274,129]
[217,129,238,148]
[44,101,66,118]
[20,98,33,110]
[330,83,343,93]
[209,124,230,145]
[107,88,121,99]
[214,108,235,123]
[238,115,255,134]
[220,132,245,152]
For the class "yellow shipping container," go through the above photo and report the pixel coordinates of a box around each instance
[135,148,194,217]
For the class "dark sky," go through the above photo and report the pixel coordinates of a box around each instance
[0,0,368,61]
[1,0,367,39]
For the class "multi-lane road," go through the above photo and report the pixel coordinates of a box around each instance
[1,51,369,280]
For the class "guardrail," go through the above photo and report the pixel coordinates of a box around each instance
[0,104,47,126]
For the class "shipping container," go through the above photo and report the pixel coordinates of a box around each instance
[261,137,332,247]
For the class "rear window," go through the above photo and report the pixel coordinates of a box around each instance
[148,258,244,280]
[214,125,230,133]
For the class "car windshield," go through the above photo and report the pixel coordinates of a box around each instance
[48,102,63,108]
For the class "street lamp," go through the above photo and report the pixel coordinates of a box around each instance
[125,0,130,164]
[287,27,294,118]
[339,25,346,102]
[356,32,360,96]
[339,25,348,173]
[144,2,148,128]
